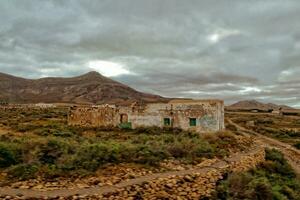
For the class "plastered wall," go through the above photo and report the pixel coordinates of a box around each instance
[68,100,224,133]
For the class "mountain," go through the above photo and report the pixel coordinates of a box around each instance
[0,71,167,105]
[227,100,293,111]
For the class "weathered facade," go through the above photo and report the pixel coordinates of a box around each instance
[68,99,224,133]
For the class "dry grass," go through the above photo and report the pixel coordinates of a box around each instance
[226,112,300,147]
[0,107,253,182]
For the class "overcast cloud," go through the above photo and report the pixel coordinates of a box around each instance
[0,0,300,107]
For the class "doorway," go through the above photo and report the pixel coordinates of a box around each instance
[120,114,128,123]
[119,114,131,129]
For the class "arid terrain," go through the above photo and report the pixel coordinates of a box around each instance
[226,111,300,149]
[0,72,166,105]
[2,1,300,199]
[227,100,294,111]
[0,106,299,199]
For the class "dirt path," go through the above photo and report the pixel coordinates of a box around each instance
[227,118,300,174]
[1,120,298,198]
[0,148,262,199]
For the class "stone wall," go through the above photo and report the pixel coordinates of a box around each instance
[68,99,225,133]
[0,146,266,199]
[100,146,265,199]
[68,105,119,127]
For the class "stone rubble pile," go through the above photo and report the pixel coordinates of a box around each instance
[101,170,223,200]
[227,147,265,172]
[98,147,266,200]
[5,165,160,191]
[3,159,221,192]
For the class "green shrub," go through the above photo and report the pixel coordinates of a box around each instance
[15,124,39,132]
[134,144,169,165]
[72,141,171,170]
[167,143,189,158]
[73,142,125,171]
[133,126,162,135]
[40,164,65,179]
[213,149,300,200]
[0,108,245,179]
[0,143,20,168]
[265,148,286,164]
[52,131,73,137]
[249,177,273,200]
[293,142,300,149]
[193,141,214,157]
[33,127,52,136]
[8,164,39,180]
[263,148,295,178]
[37,139,70,165]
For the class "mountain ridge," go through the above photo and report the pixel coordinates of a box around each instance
[0,71,167,105]
[228,100,294,110]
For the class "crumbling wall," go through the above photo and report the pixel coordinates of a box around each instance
[68,100,225,133]
[68,106,119,127]
[128,103,170,129]
[170,101,224,132]
[127,100,224,132]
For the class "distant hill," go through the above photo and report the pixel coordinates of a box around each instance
[227,100,294,111]
[0,71,167,105]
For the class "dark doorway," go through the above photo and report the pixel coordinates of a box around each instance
[120,114,128,123]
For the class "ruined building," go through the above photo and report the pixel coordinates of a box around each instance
[68,99,224,133]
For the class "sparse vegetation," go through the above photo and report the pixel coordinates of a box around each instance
[0,108,249,182]
[0,143,20,168]
[213,148,300,200]
[294,142,300,150]
[227,112,300,147]
[0,130,242,181]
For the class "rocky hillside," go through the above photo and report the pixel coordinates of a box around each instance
[228,100,293,110]
[0,71,166,105]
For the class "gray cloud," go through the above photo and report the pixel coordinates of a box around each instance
[0,0,300,107]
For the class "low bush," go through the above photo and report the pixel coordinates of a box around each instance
[294,142,300,149]
[263,148,295,178]
[15,124,40,133]
[72,142,127,171]
[0,107,252,181]
[8,164,39,180]
[0,143,21,168]
[37,139,71,165]
[0,130,236,179]
[213,148,300,200]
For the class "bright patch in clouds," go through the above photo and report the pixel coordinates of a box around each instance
[208,34,220,43]
[208,29,241,43]
[278,68,300,82]
[239,86,262,94]
[88,60,130,77]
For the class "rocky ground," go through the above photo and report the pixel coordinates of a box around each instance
[2,165,160,191]
[0,146,265,199]
[0,158,221,192]
[227,118,300,174]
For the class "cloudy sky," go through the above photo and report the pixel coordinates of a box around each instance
[1,1,300,107]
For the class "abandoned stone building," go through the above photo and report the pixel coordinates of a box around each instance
[68,99,225,133]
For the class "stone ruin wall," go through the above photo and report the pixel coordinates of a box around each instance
[126,101,224,132]
[68,105,119,127]
[68,100,224,133]
[100,146,266,199]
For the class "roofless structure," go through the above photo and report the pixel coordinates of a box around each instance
[68,99,224,133]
